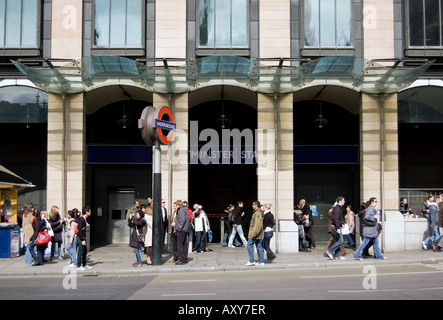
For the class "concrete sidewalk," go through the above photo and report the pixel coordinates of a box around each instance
[1,243,443,277]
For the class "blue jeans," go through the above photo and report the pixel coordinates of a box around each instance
[194,231,205,252]
[229,225,248,246]
[134,243,143,264]
[354,237,383,259]
[29,240,45,264]
[423,225,441,248]
[344,233,355,248]
[66,237,78,265]
[247,238,264,263]
[327,226,343,258]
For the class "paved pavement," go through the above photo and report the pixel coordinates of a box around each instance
[1,243,443,277]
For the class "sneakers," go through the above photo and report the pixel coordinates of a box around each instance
[422,241,428,250]
[77,265,93,271]
[245,261,265,266]
[326,251,334,259]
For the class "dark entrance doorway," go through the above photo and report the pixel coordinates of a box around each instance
[294,99,360,245]
[85,98,152,245]
[189,98,257,242]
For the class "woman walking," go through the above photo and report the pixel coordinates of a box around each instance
[262,203,277,263]
[354,197,385,260]
[128,209,146,267]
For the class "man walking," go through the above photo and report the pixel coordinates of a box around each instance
[246,201,264,266]
[423,196,442,251]
[326,196,346,260]
[228,201,248,247]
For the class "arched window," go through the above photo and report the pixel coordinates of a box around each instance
[0,86,48,124]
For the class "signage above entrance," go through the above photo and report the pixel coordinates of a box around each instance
[138,106,175,146]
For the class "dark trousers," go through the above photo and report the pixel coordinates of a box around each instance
[262,231,276,260]
[171,230,178,260]
[77,241,87,267]
[194,231,205,252]
[176,230,188,263]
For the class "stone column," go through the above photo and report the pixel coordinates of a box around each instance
[153,93,189,206]
[257,93,294,253]
[47,93,85,216]
[46,0,84,216]
[360,93,402,251]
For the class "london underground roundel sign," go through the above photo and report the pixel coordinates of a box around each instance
[138,106,176,146]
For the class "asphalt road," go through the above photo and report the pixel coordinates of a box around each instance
[1,262,442,302]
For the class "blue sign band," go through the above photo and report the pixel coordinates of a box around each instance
[155,119,176,131]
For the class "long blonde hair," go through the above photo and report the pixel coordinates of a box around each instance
[49,205,59,218]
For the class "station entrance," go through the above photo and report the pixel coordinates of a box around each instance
[85,87,153,245]
[293,95,360,246]
[188,89,257,242]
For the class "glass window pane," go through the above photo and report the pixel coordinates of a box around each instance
[409,0,424,46]
[95,0,110,46]
[320,0,335,46]
[0,86,48,124]
[0,0,5,46]
[336,0,351,46]
[199,0,215,46]
[21,0,37,46]
[5,0,21,46]
[215,0,230,46]
[110,0,126,46]
[304,0,319,46]
[232,0,247,46]
[126,0,142,46]
[425,0,440,46]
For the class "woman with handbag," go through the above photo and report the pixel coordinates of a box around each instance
[354,197,386,260]
[29,210,47,266]
[128,209,146,267]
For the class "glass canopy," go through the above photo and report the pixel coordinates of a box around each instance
[12,55,433,95]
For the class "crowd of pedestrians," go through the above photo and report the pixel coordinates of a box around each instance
[16,192,443,270]
[18,203,92,270]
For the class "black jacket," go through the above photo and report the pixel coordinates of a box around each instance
[128,216,146,248]
[49,213,64,242]
[30,218,45,242]
[232,206,243,225]
[263,211,275,230]
[77,216,88,242]
[331,205,344,228]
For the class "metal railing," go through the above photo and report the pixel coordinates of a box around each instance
[399,188,443,214]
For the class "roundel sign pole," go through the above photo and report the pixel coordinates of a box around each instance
[138,106,175,265]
